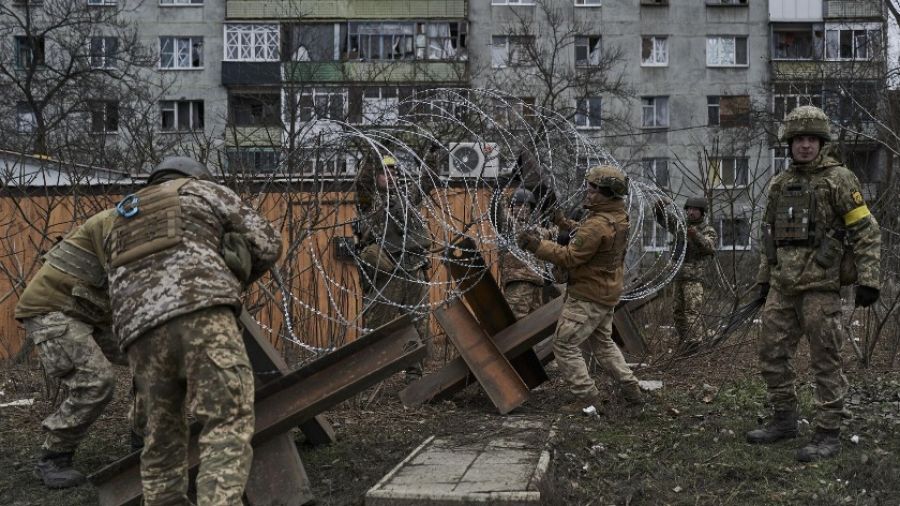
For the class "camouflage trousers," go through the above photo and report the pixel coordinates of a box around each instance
[553,297,639,399]
[23,312,122,454]
[673,279,707,344]
[128,306,254,506]
[503,281,544,320]
[759,289,849,431]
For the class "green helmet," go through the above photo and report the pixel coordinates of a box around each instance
[781,105,831,143]
[148,156,213,184]
[511,188,536,208]
[586,165,628,198]
[684,196,707,212]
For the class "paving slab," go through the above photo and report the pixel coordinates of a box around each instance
[366,419,550,505]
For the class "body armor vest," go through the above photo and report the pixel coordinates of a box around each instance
[772,181,817,245]
[44,240,106,287]
[109,179,220,268]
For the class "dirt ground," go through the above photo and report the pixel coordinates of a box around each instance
[2,328,899,506]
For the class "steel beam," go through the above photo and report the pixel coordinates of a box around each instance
[90,317,425,506]
[434,300,529,414]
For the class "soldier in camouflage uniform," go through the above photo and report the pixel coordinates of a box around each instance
[654,196,718,348]
[499,188,556,319]
[518,166,642,413]
[106,157,282,505]
[15,209,132,489]
[747,106,881,462]
[355,155,434,379]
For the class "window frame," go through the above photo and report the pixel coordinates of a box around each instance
[574,96,602,129]
[225,148,281,173]
[641,96,669,128]
[642,219,670,252]
[706,35,749,67]
[159,0,202,5]
[575,35,602,67]
[772,24,824,61]
[296,88,348,123]
[88,100,119,134]
[491,0,535,5]
[771,146,790,175]
[14,35,45,70]
[824,23,881,62]
[574,0,602,6]
[707,95,751,127]
[87,0,117,5]
[716,215,752,251]
[160,99,204,132]
[89,36,118,69]
[710,157,749,189]
[224,24,280,62]
[772,82,822,120]
[491,35,532,68]
[16,102,37,133]
[158,36,204,70]
[229,92,282,127]
[360,87,400,126]
[641,158,669,188]
[641,35,668,67]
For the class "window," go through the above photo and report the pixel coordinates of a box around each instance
[707,95,750,127]
[641,96,669,128]
[575,36,601,66]
[491,35,531,68]
[773,25,823,60]
[717,216,751,250]
[297,88,346,122]
[226,148,280,173]
[771,147,790,174]
[710,157,749,188]
[823,82,877,125]
[706,36,748,66]
[297,149,355,176]
[489,96,535,127]
[159,36,203,69]
[415,22,467,60]
[344,22,467,61]
[87,0,117,5]
[824,25,880,61]
[575,0,602,5]
[362,87,399,125]
[90,37,117,69]
[229,93,280,127]
[707,0,747,4]
[641,36,668,66]
[224,24,279,62]
[642,219,669,251]
[641,158,669,187]
[773,82,822,120]
[14,36,45,69]
[575,97,602,129]
[88,100,119,133]
[16,102,36,133]
[160,100,204,132]
[492,0,535,4]
[160,0,202,4]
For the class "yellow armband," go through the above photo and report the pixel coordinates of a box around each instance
[843,205,870,226]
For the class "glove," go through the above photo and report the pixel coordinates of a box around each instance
[758,282,770,302]
[855,285,879,308]
[516,229,541,252]
[687,227,699,240]
[556,231,571,246]
[551,208,569,229]
[221,232,252,285]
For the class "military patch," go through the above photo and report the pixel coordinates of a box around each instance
[851,191,864,205]
[572,236,584,248]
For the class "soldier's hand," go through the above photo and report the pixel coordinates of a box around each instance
[687,227,699,240]
[757,282,770,302]
[556,230,571,246]
[551,208,568,229]
[516,229,541,252]
[855,285,879,308]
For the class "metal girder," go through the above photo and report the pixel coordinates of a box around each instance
[90,317,425,506]
[400,297,563,407]
[434,300,529,414]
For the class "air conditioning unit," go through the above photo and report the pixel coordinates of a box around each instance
[448,142,500,179]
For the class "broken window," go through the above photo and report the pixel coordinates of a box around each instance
[824,24,881,61]
[772,24,824,60]
[575,36,602,66]
[641,36,668,66]
[159,36,204,69]
[229,92,281,126]
[708,95,750,127]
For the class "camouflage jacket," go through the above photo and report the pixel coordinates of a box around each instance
[756,152,881,294]
[533,199,629,306]
[356,176,433,271]
[497,200,556,286]
[16,209,116,325]
[106,178,282,349]
[654,207,717,282]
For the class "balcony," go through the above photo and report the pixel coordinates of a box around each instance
[284,61,468,83]
[768,0,822,22]
[824,0,882,19]
[771,60,882,80]
[221,62,281,86]
[224,126,283,147]
[226,0,466,19]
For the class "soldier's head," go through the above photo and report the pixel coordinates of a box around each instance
[683,196,707,222]
[509,188,536,217]
[148,156,213,185]
[781,106,831,164]
[585,165,628,203]
[375,155,400,190]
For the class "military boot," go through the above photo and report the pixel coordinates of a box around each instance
[745,410,798,444]
[560,393,605,415]
[796,429,841,462]
[621,383,645,407]
[34,451,85,489]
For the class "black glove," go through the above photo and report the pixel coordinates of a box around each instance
[556,231,571,246]
[758,282,770,302]
[855,285,879,308]
[516,230,541,252]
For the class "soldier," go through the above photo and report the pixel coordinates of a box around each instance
[518,165,643,413]
[654,196,718,349]
[106,157,282,505]
[355,155,434,380]
[15,209,130,489]
[747,106,881,462]
[498,188,555,319]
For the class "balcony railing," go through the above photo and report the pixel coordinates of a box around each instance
[284,61,468,83]
[224,126,283,147]
[824,0,882,18]
[226,0,466,19]
[771,60,882,80]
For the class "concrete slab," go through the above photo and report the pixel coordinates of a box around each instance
[366,419,550,505]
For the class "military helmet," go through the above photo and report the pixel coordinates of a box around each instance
[586,165,629,198]
[382,155,397,167]
[511,188,536,208]
[781,105,831,143]
[683,196,707,212]
[148,156,213,184]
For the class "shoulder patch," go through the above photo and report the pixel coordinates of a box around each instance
[852,191,864,205]
[572,236,584,248]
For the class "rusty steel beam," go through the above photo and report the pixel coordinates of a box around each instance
[91,317,425,506]
[401,297,564,407]
[434,300,529,414]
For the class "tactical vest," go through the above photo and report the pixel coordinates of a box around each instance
[44,240,106,287]
[109,179,220,268]
[771,180,818,246]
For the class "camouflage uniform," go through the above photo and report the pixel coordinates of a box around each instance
[107,175,281,505]
[498,198,556,319]
[655,205,718,344]
[757,148,881,433]
[15,210,131,476]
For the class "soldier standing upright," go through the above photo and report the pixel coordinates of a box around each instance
[746,106,881,462]
[654,196,718,349]
[517,165,642,413]
[16,209,131,489]
[106,157,282,505]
